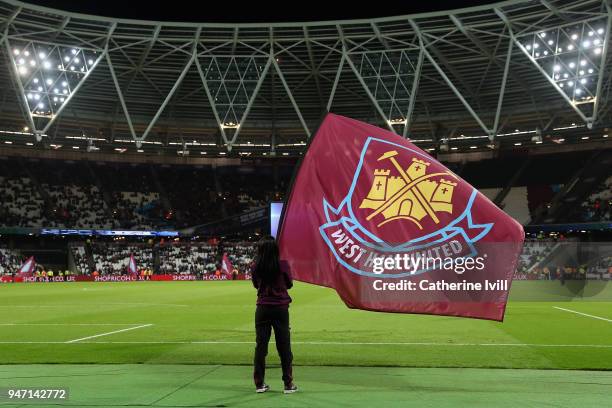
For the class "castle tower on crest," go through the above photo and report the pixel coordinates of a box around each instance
[366,169,391,200]
[430,179,457,213]
[407,158,430,180]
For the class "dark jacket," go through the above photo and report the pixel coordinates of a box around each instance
[251,260,293,307]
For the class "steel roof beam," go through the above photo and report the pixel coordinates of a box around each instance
[194,57,229,147]
[592,1,611,124]
[410,19,492,136]
[229,55,274,145]
[540,0,573,23]
[139,28,199,141]
[326,53,344,112]
[370,21,391,49]
[418,31,480,103]
[450,14,544,132]
[272,41,311,138]
[404,47,424,138]
[50,16,70,42]
[106,25,161,133]
[303,27,324,111]
[0,0,608,149]
[338,24,395,133]
[1,5,32,131]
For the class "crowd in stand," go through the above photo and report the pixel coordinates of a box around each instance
[0,177,47,228]
[517,263,612,281]
[0,248,21,275]
[0,175,163,230]
[514,235,612,280]
[589,256,612,279]
[2,155,612,281]
[71,245,90,274]
[1,238,610,280]
[0,158,287,230]
[7,155,610,231]
[0,242,258,277]
[111,191,163,230]
[223,242,257,274]
[515,238,559,276]
[3,153,612,231]
[159,243,217,275]
[68,241,256,277]
[90,242,154,276]
[157,166,224,227]
[217,166,288,217]
[45,184,113,229]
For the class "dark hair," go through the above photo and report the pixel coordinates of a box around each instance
[253,235,281,285]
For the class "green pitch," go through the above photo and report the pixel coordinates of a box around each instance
[1,280,611,368]
[1,364,611,407]
[0,281,611,407]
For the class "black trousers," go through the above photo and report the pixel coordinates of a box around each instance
[253,305,293,387]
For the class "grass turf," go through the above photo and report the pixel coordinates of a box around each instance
[1,364,611,407]
[0,280,611,370]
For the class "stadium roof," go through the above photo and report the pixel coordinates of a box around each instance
[0,0,610,157]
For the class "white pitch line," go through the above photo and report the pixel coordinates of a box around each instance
[553,306,612,323]
[64,324,153,343]
[0,340,611,348]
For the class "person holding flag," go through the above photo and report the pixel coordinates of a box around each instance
[251,236,298,394]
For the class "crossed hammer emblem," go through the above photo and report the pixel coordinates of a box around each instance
[361,150,457,228]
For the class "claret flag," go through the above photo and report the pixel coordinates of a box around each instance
[17,256,36,275]
[221,253,233,277]
[128,254,138,275]
[278,113,524,321]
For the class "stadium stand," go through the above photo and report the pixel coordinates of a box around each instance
[0,247,22,275]
[80,241,257,276]
[2,237,603,281]
[573,176,612,222]
[70,244,91,275]
[587,256,612,280]
[91,242,153,275]
[1,151,610,231]
[478,188,502,202]
[223,242,257,274]
[113,191,161,229]
[0,0,609,286]
[159,242,217,275]
[45,184,111,229]
[500,187,531,225]
[516,238,560,277]
[157,165,224,227]
[0,176,47,228]
[0,157,290,230]
[0,150,608,282]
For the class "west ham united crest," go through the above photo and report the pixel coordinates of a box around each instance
[319,137,494,278]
